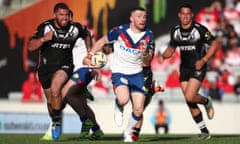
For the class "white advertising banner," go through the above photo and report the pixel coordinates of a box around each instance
[0,113,81,133]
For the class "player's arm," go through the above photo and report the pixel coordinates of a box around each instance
[195,40,219,70]
[155,45,176,65]
[141,40,154,67]
[28,38,44,51]
[91,25,120,54]
[28,25,53,51]
[201,40,219,63]
[161,46,176,59]
[142,49,154,67]
[83,25,95,52]
[201,26,219,62]
[83,25,118,67]
[195,27,219,70]
[159,29,177,59]
[83,35,109,67]
[102,43,113,55]
[91,35,109,53]
[84,33,93,52]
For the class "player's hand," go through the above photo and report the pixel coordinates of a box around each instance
[195,59,205,70]
[43,31,54,42]
[83,56,99,69]
[83,56,94,66]
[140,40,148,55]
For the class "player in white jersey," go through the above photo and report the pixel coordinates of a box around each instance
[83,7,154,142]
[73,38,92,70]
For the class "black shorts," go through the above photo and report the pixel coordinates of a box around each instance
[180,66,207,82]
[143,66,154,101]
[143,66,153,91]
[38,64,74,89]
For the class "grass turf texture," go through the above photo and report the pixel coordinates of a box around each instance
[0,134,240,144]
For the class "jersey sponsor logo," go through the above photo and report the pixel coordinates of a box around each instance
[204,32,212,41]
[119,45,141,54]
[51,43,71,49]
[179,45,196,51]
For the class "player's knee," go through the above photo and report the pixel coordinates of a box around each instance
[50,84,59,95]
[117,97,129,106]
[51,88,61,98]
[185,93,195,102]
[133,106,144,117]
[51,81,65,97]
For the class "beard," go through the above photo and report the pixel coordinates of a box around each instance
[55,18,68,28]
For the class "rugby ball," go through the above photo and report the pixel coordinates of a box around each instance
[91,52,107,68]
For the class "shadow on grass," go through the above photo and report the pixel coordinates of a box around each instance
[64,135,122,142]
[212,135,240,138]
[142,135,191,142]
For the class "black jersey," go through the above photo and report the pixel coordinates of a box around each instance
[31,19,89,66]
[169,22,215,69]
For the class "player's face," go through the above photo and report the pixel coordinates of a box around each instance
[178,7,193,28]
[54,8,70,28]
[131,10,147,31]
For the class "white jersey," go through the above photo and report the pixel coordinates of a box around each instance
[107,24,154,74]
[72,38,88,71]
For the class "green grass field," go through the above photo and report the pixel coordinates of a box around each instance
[0,134,240,144]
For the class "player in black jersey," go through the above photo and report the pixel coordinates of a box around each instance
[160,4,219,140]
[28,3,92,141]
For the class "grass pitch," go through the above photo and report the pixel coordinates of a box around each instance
[0,134,240,144]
